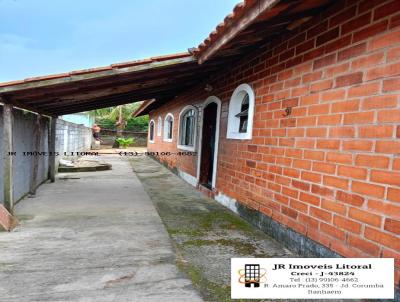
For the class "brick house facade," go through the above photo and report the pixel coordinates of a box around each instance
[138,0,400,287]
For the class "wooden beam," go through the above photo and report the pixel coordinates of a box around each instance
[49,117,57,183]
[17,64,206,103]
[29,114,42,195]
[2,102,14,213]
[1,95,53,117]
[35,81,190,110]
[7,62,226,106]
[41,81,197,115]
[13,100,53,116]
[17,67,218,106]
[50,93,172,116]
[46,82,192,115]
[133,99,156,117]
[43,92,165,113]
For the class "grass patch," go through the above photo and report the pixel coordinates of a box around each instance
[196,210,255,233]
[183,238,258,255]
[167,227,205,238]
[176,258,231,302]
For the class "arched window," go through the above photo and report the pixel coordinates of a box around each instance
[149,119,155,143]
[226,83,255,140]
[157,116,162,136]
[238,94,249,133]
[178,106,198,151]
[164,113,174,142]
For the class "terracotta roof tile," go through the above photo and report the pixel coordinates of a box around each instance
[69,66,113,76]
[0,80,26,88]
[0,52,192,89]
[23,73,71,82]
[194,1,259,58]
[150,52,189,61]
[111,58,154,68]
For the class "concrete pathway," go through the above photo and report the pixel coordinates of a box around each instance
[131,157,361,302]
[0,156,202,302]
[131,156,294,302]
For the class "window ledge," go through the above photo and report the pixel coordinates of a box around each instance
[149,140,155,144]
[163,138,173,143]
[177,144,196,151]
[227,131,252,140]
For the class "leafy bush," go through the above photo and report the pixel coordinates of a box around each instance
[91,103,149,132]
[126,115,149,131]
[95,118,115,130]
[95,116,149,132]
[115,137,135,148]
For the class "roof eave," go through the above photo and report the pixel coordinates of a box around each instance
[0,53,193,94]
[133,99,156,117]
[195,0,282,64]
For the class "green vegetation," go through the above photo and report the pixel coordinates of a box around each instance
[90,103,149,132]
[176,259,232,302]
[182,238,257,255]
[196,210,256,233]
[115,137,135,148]
[90,103,148,147]
[126,115,149,131]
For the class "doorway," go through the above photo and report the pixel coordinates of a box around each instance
[198,97,221,190]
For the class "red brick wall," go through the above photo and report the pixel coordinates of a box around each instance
[147,88,204,176]
[148,0,400,284]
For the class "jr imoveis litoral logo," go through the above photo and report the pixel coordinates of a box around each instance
[238,264,267,288]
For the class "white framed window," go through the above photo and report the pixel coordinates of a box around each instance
[163,113,174,142]
[178,105,198,151]
[149,119,155,143]
[157,116,162,136]
[226,83,255,140]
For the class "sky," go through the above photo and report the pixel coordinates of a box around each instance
[0,0,239,82]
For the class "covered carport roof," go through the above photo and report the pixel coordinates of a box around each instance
[0,0,335,118]
[0,53,222,117]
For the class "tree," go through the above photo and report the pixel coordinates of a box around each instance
[89,102,149,147]
[90,103,141,122]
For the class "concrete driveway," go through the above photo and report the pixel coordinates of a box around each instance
[0,156,202,302]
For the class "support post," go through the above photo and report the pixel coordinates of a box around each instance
[49,117,57,183]
[29,114,42,195]
[3,103,14,213]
